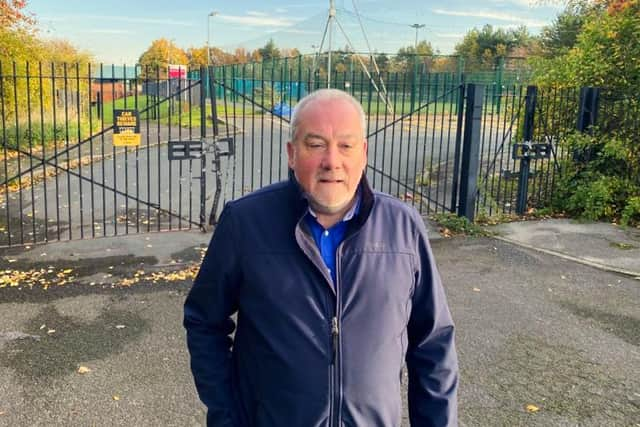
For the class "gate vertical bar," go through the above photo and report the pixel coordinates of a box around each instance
[26,62,37,242]
[515,85,537,215]
[52,63,61,240]
[199,66,207,228]
[457,83,484,221]
[38,62,49,241]
[12,62,24,244]
[0,62,10,245]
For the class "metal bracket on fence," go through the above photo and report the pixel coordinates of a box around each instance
[168,137,235,162]
[168,136,235,228]
[168,141,204,160]
[512,141,551,160]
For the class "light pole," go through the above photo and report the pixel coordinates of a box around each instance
[409,24,424,112]
[410,23,425,49]
[207,11,218,66]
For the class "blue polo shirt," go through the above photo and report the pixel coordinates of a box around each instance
[306,194,361,285]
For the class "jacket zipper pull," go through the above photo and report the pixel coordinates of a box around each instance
[331,317,339,365]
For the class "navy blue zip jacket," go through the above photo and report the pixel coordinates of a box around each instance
[184,174,458,426]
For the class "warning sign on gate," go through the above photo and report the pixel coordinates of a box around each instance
[113,109,141,147]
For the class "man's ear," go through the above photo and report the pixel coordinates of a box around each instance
[362,139,368,163]
[287,141,295,169]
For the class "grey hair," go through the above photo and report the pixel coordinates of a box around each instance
[289,89,367,141]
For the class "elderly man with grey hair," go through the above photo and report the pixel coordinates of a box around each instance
[185,88,458,427]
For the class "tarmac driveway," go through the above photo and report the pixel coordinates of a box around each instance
[0,235,638,426]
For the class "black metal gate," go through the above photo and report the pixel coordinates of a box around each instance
[3,59,597,248]
[0,63,216,247]
[206,65,470,220]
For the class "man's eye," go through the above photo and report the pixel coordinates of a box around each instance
[340,144,353,149]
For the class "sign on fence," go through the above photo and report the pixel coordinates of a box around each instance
[169,64,187,79]
[113,109,141,147]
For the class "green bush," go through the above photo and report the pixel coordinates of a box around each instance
[3,121,96,151]
[621,196,640,226]
[430,212,491,236]
[552,132,640,224]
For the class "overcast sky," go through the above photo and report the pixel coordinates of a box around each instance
[28,0,563,64]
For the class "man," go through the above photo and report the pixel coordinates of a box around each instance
[184,89,458,427]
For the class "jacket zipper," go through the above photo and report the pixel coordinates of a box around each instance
[330,315,340,427]
[331,317,339,364]
[331,230,364,427]
[329,315,338,427]
[331,243,346,427]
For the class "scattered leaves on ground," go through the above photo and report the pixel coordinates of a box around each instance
[0,266,77,289]
[525,404,540,413]
[0,247,206,290]
[77,366,91,374]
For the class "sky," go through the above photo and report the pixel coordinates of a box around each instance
[27,0,564,64]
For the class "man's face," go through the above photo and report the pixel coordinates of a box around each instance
[287,98,367,215]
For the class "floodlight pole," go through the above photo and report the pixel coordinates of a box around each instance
[410,23,425,49]
[327,0,336,88]
[207,11,218,66]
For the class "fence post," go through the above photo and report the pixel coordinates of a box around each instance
[516,85,537,215]
[450,80,466,212]
[577,87,600,133]
[457,83,484,221]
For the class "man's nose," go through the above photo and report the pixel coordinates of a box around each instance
[321,144,341,169]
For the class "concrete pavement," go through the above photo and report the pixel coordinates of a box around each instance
[488,218,640,278]
[0,218,639,426]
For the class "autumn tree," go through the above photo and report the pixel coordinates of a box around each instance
[233,47,250,64]
[186,46,208,68]
[0,0,34,28]
[394,40,434,72]
[258,39,281,61]
[138,38,188,77]
[454,25,532,70]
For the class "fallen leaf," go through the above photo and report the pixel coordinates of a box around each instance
[77,366,91,374]
[112,395,120,401]
[561,275,566,280]
[62,269,73,274]
[47,329,56,335]
[473,288,481,292]
[39,324,46,330]
[115,325,126,329]
[525,404,540,413]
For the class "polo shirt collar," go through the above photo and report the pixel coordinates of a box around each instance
[306,190,361,223]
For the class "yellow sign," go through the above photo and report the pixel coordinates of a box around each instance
[113,109,141,147]
[113,133,141,147]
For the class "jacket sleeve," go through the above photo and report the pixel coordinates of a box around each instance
[406,212,459,427]
[184,205,241,427]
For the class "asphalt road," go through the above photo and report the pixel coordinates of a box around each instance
[0,233,638,426]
